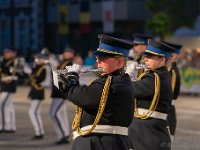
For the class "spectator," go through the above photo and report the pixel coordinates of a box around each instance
[191,48,200,68]
[73,54,84,66]
[84,50,96,69]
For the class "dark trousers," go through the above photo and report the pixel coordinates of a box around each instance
[72,134,134,150]
[167,105,177,135]
[128,118,171,150]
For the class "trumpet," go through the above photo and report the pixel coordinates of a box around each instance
[125,61,146,81]
[52,64,104,89]
[135,63,146,70]
[52,67,105,76]
[126,61,146,71]
[80,68,105,73]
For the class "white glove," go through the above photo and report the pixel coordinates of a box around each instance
[65,64,81,73]
[23,65,32,74]
[125,61,138,81]
[9,67,16,73]
[125,61,137,75]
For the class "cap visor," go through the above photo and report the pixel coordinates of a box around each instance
[93,50,121,57]
[142,52,159,57]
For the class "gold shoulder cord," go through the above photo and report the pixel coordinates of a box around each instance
[60,60,70,69]
[72,75,112,136]
[134,72,161,119]
[171,69,176,95]
[31,65,46,90]
[138,68,145,77]
[2,59,16,84]
[6,59,14,68]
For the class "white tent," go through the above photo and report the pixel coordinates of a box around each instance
[167,15,200,49]
[167,36,200,49]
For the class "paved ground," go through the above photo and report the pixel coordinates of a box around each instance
[0,85,200,150]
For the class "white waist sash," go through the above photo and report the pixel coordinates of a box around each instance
[171,100,176,105]
[73,125,128,140]
[137,108,167,120]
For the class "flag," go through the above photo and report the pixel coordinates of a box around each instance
[80,0,90,34]
[102,0,114,33]
[58,4,69,34]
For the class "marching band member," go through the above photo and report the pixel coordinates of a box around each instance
[49,48,76,144]
[0,48,18,133]
[162,41,182,143]
[27,53,47,140]
[57,34,135,150]
[129,34,154,78]
[129,33,153,62]
[128,40,174,150]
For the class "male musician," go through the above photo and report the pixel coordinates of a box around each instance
[0,48,18,133]
[49,48,75,144]
[129,33,153,63]
[128,34,154,78]
[162,41,182,143]
[128,40,174,150]
[27,53,47,139]
[58,34,134,150]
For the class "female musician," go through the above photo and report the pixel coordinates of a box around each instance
[128,40,174,150]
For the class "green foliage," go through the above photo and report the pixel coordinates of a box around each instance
[146,0,168,13]
[146,0,193,39]
[147,12,171,39]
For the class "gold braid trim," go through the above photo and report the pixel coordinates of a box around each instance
[134,72,161,119]
[171,69,176,95]
[31,82,44,90]
[36,65,45,77]
[60,60,70,69]
[167,66,171,72]
[72,76,112,136]
[145,50,165,57]
[133,54,141,62]
[6,59,14,67]
[2,59,16,84]
[31,65,46,90]
[97,48,123,55]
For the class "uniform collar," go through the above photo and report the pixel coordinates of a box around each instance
[147,66,167,73]
[101,68,124,77]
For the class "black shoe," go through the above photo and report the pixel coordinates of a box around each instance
[0,130,4,133]
[4,130,15,133]
[55,136,69,144]
[31,135,44,140]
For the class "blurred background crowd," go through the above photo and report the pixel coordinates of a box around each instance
[0,0,200,95]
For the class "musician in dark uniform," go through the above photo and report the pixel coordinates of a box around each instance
[0,48,18,133]
[58,34,135,150]
[128,34,154,78]
[128,40,174,150]
[49,48,75,144]
[129,33,153,62]
[162,41,182,143]
[27,54,47,139]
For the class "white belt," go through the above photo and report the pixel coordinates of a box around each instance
[171,100,176,105]
[73,125,128,140]
[137,108,167,120]
[1,76,18,82]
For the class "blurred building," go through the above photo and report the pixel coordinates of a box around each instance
[0,0,200,58]
[0,0,45,57]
